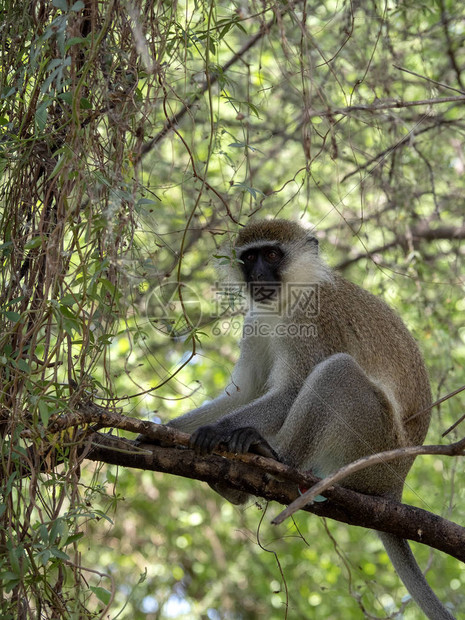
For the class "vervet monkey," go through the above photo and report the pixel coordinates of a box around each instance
[166,219,454,620]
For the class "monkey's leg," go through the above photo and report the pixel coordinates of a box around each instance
[274,352,407,496]
[275,353,455,619]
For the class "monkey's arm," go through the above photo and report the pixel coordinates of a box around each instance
[167,392,250,433]
[135,389,251,450]
[168,333,272,433]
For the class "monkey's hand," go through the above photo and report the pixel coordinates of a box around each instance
[189,425,277,459]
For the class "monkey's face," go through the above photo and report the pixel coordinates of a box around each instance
[239,244,285,304]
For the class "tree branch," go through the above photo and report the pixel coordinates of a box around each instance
[46,405,465,564]
[308,94,465,118]
[138,13,277,160]
[336,223,465,269]
[274,437,465,524]
[339,119,464,184]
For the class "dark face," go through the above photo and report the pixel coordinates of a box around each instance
[239,244,285,303]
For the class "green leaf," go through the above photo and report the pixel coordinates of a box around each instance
[97,334,113,344]
[234,20,247,33]
[58,91,73,104]
[62,318,80,337]
[245,101,261,118]
[90,586,111,605]
[24,237,43,250]
[91,510,114,524]
[4,474,16,499]
[35,101,49,131]
[231,182,264,199]
[60,294,78,306]
[219,22,232,40]
[6,540,24,576]
[52,0,68,9]
[4,311,21,322]
[50,547,70,560]
[38,400,52,426]
[16,359,31,374]
[137,197,161,206]
[47,58,64,71]
[65,36,88,51]
[50,518,67,544]
[0,571,20,593]
[49,152,68,179]
[2,87,16,98]
[70,1,85,11]
[37,549,52,566]
[5,296,25,306]
[63,532,84,546]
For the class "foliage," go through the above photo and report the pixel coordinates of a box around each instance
[0,0,464,618]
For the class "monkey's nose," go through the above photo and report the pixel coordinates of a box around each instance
[251,272,264,281]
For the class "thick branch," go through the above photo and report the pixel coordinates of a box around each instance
[84,432,465,562]
[46,405,465,563]
[275,437,465,524]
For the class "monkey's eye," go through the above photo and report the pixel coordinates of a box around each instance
[265,249,280,262]
[243,253,256,262]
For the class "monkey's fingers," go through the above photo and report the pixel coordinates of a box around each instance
[228,427,278,459]
[189,425,226,455]
[250,440,278,459]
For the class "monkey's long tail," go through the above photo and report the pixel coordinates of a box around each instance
[378,532,455,620]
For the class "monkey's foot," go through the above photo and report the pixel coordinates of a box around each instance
[231,427,278,459]
[190,425,278,458]
[134,432,166,447]
[209,482,249,505]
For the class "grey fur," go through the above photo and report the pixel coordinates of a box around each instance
[168,220,454,620]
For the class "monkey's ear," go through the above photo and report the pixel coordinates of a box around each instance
[306,235,319,254]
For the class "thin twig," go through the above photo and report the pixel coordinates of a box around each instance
[308,94,465,119]
[273,438,465,525]
[393,64,465,96]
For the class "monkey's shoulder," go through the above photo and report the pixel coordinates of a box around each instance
[319,273,411,331]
